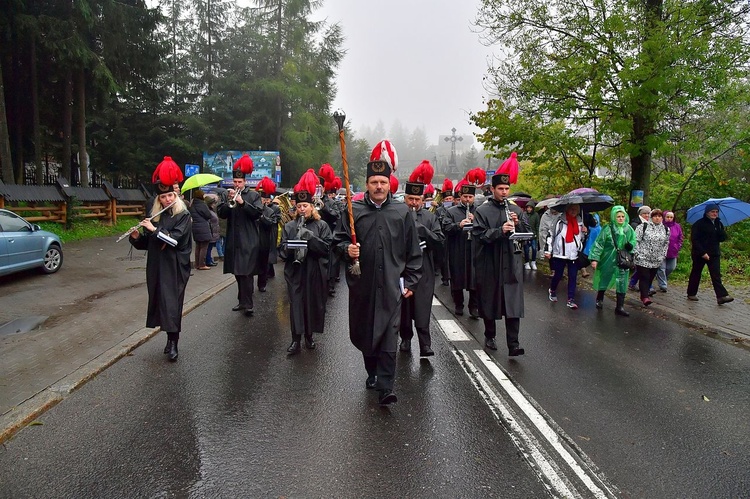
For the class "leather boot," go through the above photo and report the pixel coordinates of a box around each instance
[287,339,301,355]
[167,339,179,361]
[163,338,171,354]
[615,293,629,317]
[304,335,316,349]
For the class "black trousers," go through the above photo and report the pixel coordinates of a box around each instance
[636,265,658,299]
[687,255,728,298]
[363,327,398,392]
[483,318,521,350]
[235,274,254,309]
[451,289,477,310]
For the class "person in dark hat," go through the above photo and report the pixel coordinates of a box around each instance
[318,164,344,296]
[472,169,530,355]
[435,178,454,286]
[333,140,422,406]
[441,178,480,317]
[255,177,281,292]
[217,153,264,316]
[278,169,333,354]
[129,157,192,362]
[399,161,444,357]
[687,204,733,304]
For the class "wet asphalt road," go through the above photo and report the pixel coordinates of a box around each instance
[0,268,748,498]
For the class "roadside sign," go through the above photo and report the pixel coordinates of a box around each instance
[185,164,200,177]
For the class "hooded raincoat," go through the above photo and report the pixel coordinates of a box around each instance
[589,205,636,294]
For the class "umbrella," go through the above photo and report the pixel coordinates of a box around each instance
[181,173,223,192]
[551,192,614,212]
[509,191,532,198]
[686,197,750,226]
[568,187,600,195]
[535,197,560,210]
[508,195,533,208]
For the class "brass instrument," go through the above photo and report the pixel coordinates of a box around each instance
[228,188,242,208]
[116,201,176,242]
[429,189,444,213]
[505,199,533,254]
[275,191,294,225]
[313,184,325,210]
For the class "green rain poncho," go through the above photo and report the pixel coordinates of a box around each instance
[589,205,637,293]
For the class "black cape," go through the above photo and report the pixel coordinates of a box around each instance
[441,202,477,291]
[471,198,529,319]
[258,202,281,266]
[129,207,192,332]
[333,193,423,354]
[217,188,264,276]
[279,216,332,336]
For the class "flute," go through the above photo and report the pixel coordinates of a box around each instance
[116,201,176,242]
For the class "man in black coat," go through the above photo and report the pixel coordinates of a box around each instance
[256,183,281,292]
[320,187,343,296]
[217,155,264,316]
[687,204,733,304]
[399,181,444,357]
[472,173,531,356]
[334,141,422,406]
[435,183,454,286]
[441,182,479,317]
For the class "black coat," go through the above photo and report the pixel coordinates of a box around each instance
[129,207,192,332]
[333,193,423,354]
[189,198,212,242]
[472,198,529,319]
[441,202,476,291]
[691,215,727,257]
[403,207,444,328]
[217,188,264,276]
[258,202,281,265]
[278,216,332,336]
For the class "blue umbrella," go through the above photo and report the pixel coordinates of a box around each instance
[687,197,750,226]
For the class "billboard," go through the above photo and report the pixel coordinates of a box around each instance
[202,150,281,187]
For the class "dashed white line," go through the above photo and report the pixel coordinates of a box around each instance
[436,319,471,342]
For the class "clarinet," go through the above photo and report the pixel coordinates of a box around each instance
[505,201,523,254]
[465,203,473,240]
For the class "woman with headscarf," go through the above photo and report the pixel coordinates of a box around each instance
[589,205,637,316]
[656,211,684,292]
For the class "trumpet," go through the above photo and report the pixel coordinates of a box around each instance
[116,201,176,242]
[313,184,325,210]
[228,188,242,208]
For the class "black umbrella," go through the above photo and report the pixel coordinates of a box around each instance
[550,191,614,212]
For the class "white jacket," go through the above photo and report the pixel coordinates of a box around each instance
[545,216,584,260]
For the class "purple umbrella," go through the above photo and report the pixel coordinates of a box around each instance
[568,187,600,195]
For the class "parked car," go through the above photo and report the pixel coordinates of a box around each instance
[0,209,63,277]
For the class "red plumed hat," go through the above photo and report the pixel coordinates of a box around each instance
[390,175,399,194]
[408,160,435,185]
[454,178,476,196]
[352,191,365,202]
[442,178,453,194]
[294,169,319,204]
[496,152,519,185]
[256,176,276,198]
[367,140,398,178]
[233,153,254,178]
[331,176,342,192]
[152,156,184,192]
[465,167,487,186]
[318,163,336,183]
[424,183,435,197]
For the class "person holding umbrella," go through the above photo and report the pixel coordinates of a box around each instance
[544,203,587,309]
[589,205,637,316]
[686,203,733,304]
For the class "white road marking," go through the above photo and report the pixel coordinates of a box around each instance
[452,349,577,498]
[436,319,470,342]
[474,350,614,499]
[431,296,441,307]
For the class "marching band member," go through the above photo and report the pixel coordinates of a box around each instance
[217,153,264,316]
[255,177,281,291]
[318,164,343,296]
[278,169,333,355]
[333,140,422,406]
[129,157,192,362]
[399,161,444,357]
[435,178,454,286]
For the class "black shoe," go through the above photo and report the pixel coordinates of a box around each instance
[232,304,245,311]
[441,280,450,286]
[648,289,657,297]
[167,340,178,361]
[484,338,497,350]
[328,288,336,297]
[399,340,411,353]
[365,375,378,389]
[258,287,266,293]
[207,262,218,267]
[509,347,525,357]
[163,339,171,354]
[244,308,254,317]
[595,300,603,309]
[615,307,630,317]
[469,307,479,319]
[454,307,464,316]
[304,335,316,349]
[717,296,734,305]
[420,346,434,357]
[687,295,699,301]
[378,390,398,406]
[287,341,301,355]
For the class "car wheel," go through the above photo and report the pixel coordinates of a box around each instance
[42,244,63,274]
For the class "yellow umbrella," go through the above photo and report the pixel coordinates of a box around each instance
[181,173,223,192]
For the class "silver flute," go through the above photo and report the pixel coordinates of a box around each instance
[116,201,176,242]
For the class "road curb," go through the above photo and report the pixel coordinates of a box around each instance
[0,276,235,445]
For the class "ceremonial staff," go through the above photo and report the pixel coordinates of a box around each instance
[333,109,361,276]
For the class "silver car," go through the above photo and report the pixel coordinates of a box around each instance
[0,209,63,276]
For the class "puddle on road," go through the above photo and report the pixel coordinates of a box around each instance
[0,316,48,336]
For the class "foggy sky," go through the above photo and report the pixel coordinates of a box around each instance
[313,0,496,146]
